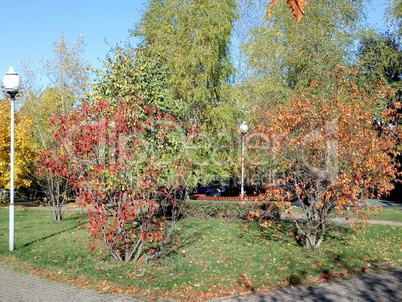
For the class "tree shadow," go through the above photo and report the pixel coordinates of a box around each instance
[258,219,296,244]
[21,216,84,248]
[385,182,402,203]
[231,269,402,302]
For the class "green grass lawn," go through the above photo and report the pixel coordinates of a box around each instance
[289,205,402,222]
[0,207,401,301]
[369,208,402,222]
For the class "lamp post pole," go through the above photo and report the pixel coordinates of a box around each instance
[239,121,248,199]
[3,67,21,252]
[9,93,15,251]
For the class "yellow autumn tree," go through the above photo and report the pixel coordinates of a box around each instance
[0,98,35,202]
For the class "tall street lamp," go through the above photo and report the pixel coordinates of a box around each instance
[3,67,21,252]
[239,121,248,199]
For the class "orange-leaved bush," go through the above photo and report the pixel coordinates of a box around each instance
[256,68,400,248]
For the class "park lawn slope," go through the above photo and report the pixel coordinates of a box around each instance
[0,208,401,301]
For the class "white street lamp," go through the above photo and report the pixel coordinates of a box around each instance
[239,121,248,199]
[3,67,21,252]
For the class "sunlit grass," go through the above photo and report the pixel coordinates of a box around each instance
[288,204,402,223]
[369,208,402,222]
[0,208,401,301]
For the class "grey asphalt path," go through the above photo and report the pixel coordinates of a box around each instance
[366,198,402,210]
[0,265,145,302]
[329,217,402,226]
[215,268,402,302]
[0,263,401,302]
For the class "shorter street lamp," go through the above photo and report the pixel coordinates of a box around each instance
[239,121,248,199]
[3,67,21,252]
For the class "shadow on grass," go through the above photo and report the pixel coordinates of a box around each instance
[21,215,85,248]
[258,219,296,244]
[256,218,375,286]
[21,225,80,248]
[247,269,402,302]
[262,218,354,245]
[287,269,309,285]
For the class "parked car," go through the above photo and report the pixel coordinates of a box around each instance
[221,185,240,197]
[205,187,221,197]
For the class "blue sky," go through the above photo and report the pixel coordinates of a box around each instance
[0,0,392,86]
[1,0,145,80]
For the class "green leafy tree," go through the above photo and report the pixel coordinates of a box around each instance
[357,29,402,195]
[22,33,91,220]
[243,0,365,107]
[389,0,402,36]
[357,30,402,124]
[130,0,245,188]
[92,44,180,116]
[43,32,90,109]
[357,31,402,87]
[133,0,237,128]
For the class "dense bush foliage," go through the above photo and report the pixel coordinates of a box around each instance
[181,200,281,220]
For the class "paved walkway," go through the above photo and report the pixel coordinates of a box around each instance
[215,268,402,302]
[0,265,144,302]
[0,263,401,302]
[330,217,402,226]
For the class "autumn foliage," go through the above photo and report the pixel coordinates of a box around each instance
[269,0,308,24]
[0,98,35,199]
[256,68,400,248]
[39,97,190,262]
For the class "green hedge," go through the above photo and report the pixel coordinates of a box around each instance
[180,199,281,220]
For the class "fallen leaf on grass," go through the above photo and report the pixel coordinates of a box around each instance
[238,273,254,291]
